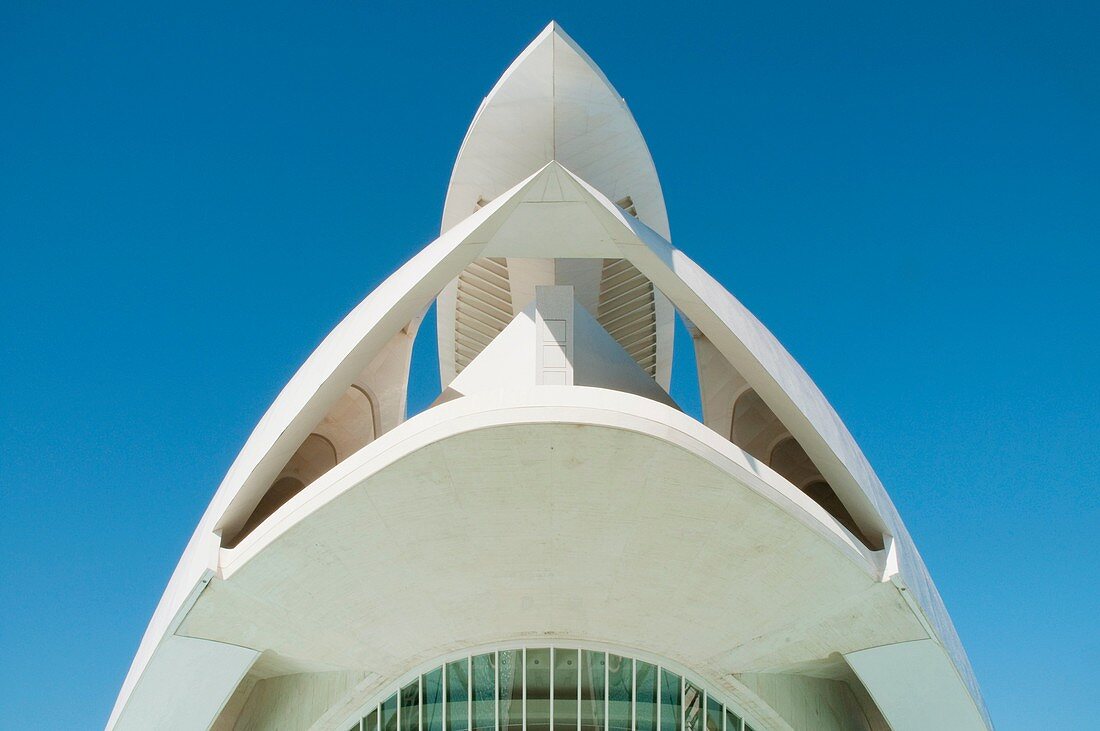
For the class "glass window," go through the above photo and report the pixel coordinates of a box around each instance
[353,649,760,731]
[659,670,681,731]
[401,680,420,731]
[607,655,632,731]
[636,661,658,731]
[683,683,702,731]
[472,653,496,731]
[499,649,523,731]
[382,692,399,731]
[580,650,605,731]
[527,648,552,731]
[424,668,443,731]
[447,659,470,731]
[553,648,579,731]
[705,696,721,731]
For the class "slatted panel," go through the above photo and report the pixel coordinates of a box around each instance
[454,257,512,374]
[597,258,657,377]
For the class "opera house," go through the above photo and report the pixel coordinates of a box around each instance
[109,23,991,731]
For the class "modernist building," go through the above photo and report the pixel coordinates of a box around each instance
[110,23,991,731]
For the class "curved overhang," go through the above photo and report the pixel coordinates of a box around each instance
[221,388,876,576]
[109,164,989,730]
[111,388,985,731]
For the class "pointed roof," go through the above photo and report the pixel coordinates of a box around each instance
[108,27,991,731]
[441,22,670,240]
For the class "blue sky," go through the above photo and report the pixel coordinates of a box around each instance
[1,2,1097,728]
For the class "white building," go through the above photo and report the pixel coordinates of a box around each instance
[109,23,991,731]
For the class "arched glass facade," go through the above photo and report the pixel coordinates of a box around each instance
[346,648,758,731]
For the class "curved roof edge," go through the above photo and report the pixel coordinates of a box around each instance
[115,388,986,731]
[109,162,990,730]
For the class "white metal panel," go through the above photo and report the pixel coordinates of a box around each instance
[112,635,257,731]
[846,640,988,731]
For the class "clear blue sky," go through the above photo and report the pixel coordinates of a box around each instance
[1,2,1096,728]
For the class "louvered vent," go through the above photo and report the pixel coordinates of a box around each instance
[597,259,657,377]
[454,257,512,374]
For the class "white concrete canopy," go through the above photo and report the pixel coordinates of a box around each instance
[109,22,990,731]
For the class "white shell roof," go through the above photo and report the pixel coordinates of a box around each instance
[106,26,992,731]
[441,22,670,239]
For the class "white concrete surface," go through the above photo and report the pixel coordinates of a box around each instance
[847,640,989,730]
[436,23,674,388]
[108,22,990,731]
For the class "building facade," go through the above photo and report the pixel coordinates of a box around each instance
[109,23,991,731]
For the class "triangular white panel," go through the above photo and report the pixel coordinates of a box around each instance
[443,298,676,408]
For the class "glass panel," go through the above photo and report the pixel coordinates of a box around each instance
[526,648,552,731]
[553,649,579,731]
[402,680,421,731]
[499,650,523,731]
[704,697,721,731]
[383,692,399,731]
[659,670,681,731]
[580,650,605,731]
[447,660,470,731]
[607,655,632,731]
[359,651,749,731]
[406,680,423,731]
[472,653,496,731]
[424,669,444,731]
[683,684,701,731]
[635,662,658,731]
